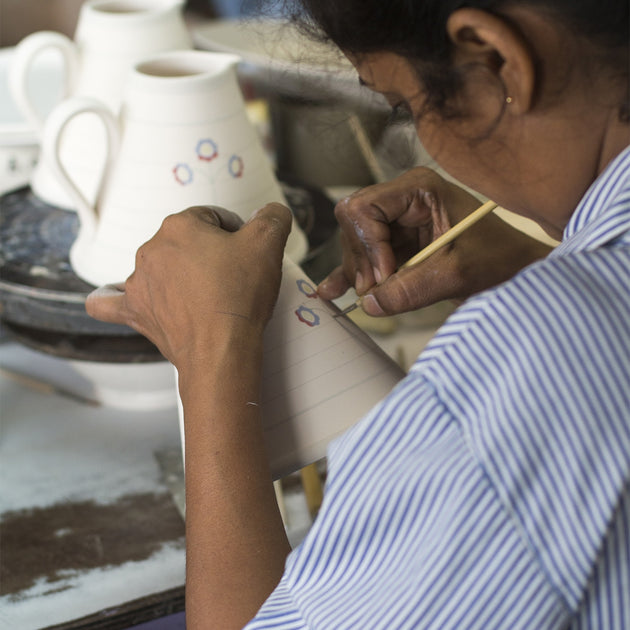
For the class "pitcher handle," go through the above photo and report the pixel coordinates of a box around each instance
[41,97,120,237]
[8,31,79,131]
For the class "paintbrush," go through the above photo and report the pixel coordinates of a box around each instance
[334,200,498,317]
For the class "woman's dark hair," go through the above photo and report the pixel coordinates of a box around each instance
[280,0,629,121]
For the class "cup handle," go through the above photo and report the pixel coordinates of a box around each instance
[41,97,120,237]
[8,31,79,131]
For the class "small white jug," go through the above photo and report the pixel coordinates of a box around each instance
[41,50,309,286]
[9,0,191,209]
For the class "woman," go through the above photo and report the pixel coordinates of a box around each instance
[87,0,630,627]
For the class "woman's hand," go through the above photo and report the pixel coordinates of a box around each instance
[318,167,553,316]
[86,203,292,371]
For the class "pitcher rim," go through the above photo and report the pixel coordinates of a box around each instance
[132,50,242,82]
[84,0,186,19]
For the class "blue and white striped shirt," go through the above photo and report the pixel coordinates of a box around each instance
[247,145,630,629]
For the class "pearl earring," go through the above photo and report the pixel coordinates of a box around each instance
[506,96,513,104]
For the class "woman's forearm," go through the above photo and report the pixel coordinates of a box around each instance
[179,330,291,630]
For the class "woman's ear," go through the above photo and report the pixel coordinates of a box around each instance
[446,8,536,114]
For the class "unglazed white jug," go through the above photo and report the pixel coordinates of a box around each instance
[41,50,309,286]
[8,0,191,209]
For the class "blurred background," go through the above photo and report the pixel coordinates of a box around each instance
[0,0,274,46]
[1,0,86,46]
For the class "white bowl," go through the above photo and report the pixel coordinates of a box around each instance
[0,341,178,411]
[68,358,178,411]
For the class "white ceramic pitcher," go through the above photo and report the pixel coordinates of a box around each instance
[41,50,309,286]
[8,0,191,209]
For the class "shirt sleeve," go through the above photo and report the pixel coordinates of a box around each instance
[247,376,571,629]
[244,573,308,629]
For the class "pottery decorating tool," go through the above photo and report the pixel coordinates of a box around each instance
[335,200,498,317]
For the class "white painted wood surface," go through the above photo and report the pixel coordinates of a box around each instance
[0,343,186,630]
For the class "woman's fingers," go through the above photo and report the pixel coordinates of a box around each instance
[334,192,402,293]
[324,170,450,298]
[85,283,129,325]
[317,266,352,300]
[361,251,461,316]
[186,204,244,232]
[244,202,293,263]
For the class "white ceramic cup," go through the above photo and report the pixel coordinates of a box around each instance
[8,0,191,209]
[41,50,308,286]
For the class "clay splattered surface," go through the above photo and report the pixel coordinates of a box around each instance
[1,492,185,600]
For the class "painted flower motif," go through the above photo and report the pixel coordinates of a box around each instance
[196,138,218,162]
[297,279,317,298]
[173,163,193,185]
[228,155,244,178]
[295,306,320,327]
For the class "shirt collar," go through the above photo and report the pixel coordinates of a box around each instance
[554,144,630,255]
